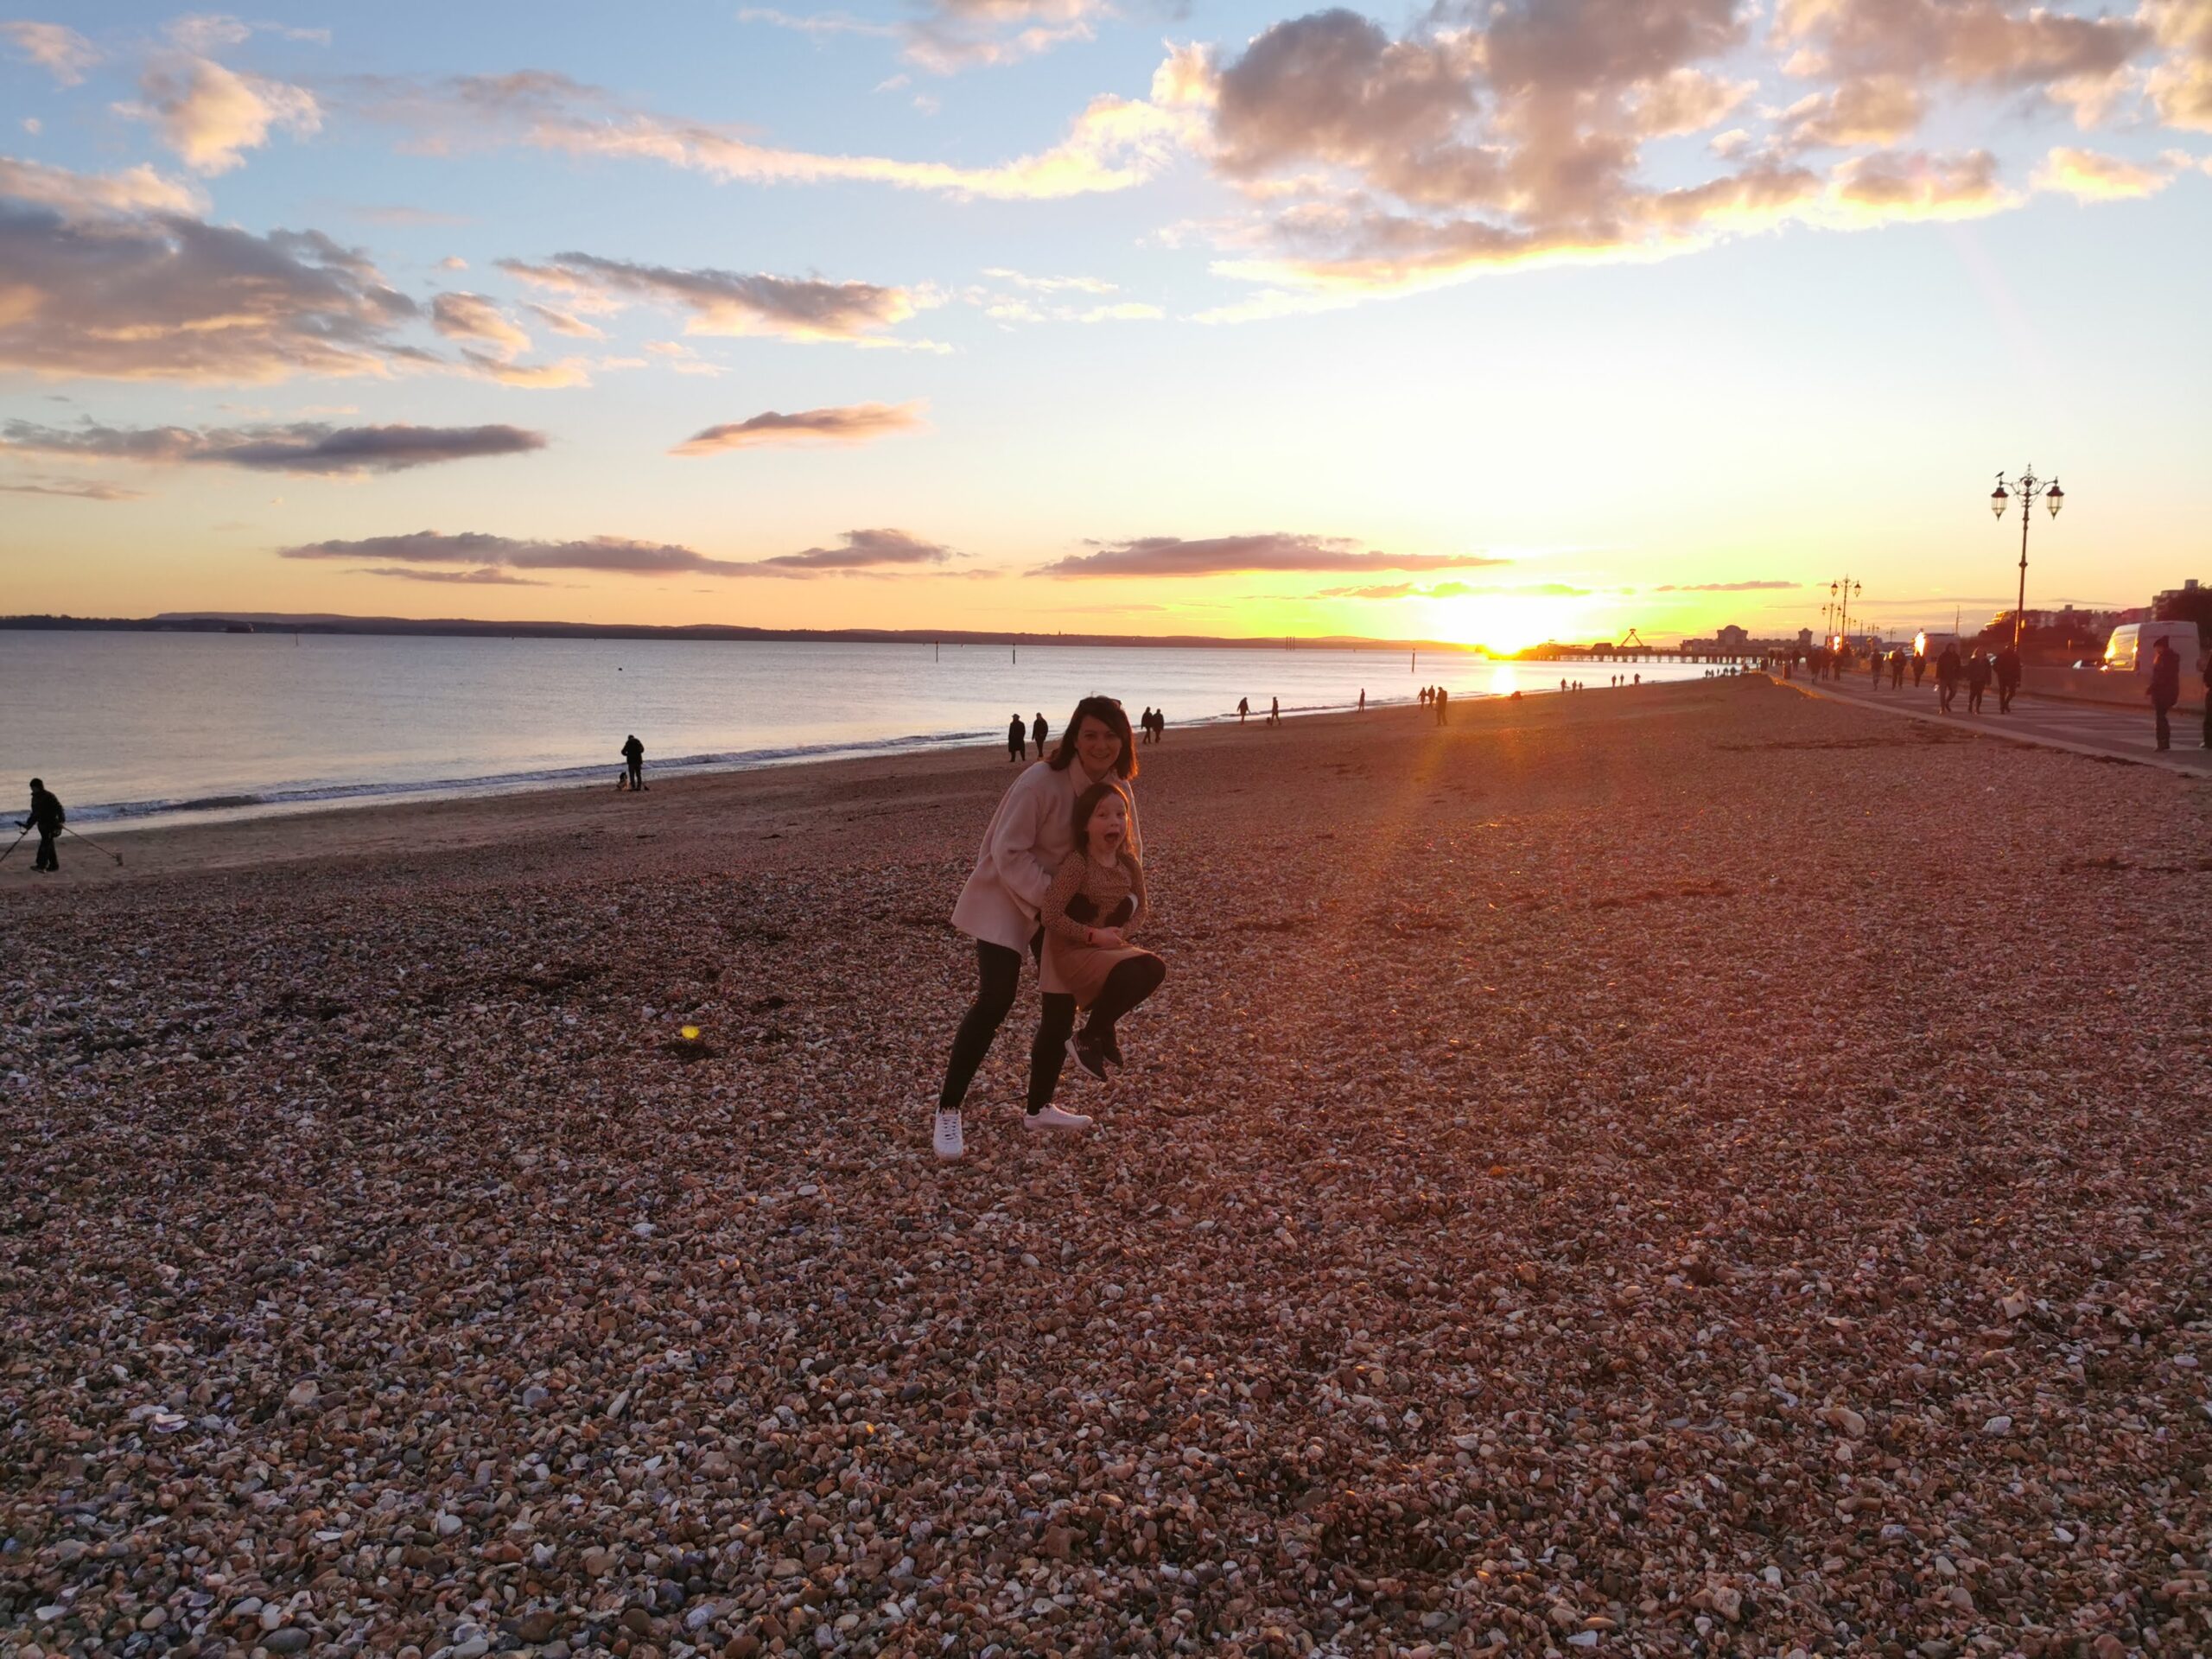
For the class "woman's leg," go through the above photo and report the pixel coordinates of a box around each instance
[1027,994,1076,1113]
[1082,954,1166,1042]
[938,941,1023,1112]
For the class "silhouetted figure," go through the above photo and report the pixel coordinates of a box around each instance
[1912,653,1927,689]
[19,779,62,873]
[1032,712,1048,754]
[1139,707,1154,745]
[1268,696,1280,727]
[1890,650,1905,690]
[1994,645,2023,713]
[1237,696,1249,724]
[621,734,645,791]
[1357,689,1365,712]
[2147,639,2182,750]
[1870,652,1882,685]
[1434,685,1449,725]
[1966,651,1991,714]
[1008,715,1027,762]
[1936,644,1961,712]
[1150,708,1166,743]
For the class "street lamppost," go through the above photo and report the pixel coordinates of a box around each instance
[1827,577,1861,649]
[1990,466,2064,650]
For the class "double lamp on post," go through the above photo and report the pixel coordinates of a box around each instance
[1990,467,2063,649]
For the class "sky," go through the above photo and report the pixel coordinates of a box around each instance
[1,0,2208,651]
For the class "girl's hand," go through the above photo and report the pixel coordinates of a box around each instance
[1091,928,1127,950]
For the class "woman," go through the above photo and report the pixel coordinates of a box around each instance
[933,696,1140,1160]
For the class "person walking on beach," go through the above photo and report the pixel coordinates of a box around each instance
[1434,685,1449,726]
[1268,696,1281,727]
[1151,709,1166,744]
[1007,715,1027,762]
[621,734,646,791]
[1936,643,1961,713]
[1139,707,1154,745]
[1042,780,1165,1084]
[2146,639,2182,751]
[1357,689,1365,713]
[17,779,62,873]
[1237,697,1249,724]
[933,696,1140,1159]
[1994,644,2023,713]
[1032,712,1049,755]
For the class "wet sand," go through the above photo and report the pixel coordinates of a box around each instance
[3,678,2209,1659]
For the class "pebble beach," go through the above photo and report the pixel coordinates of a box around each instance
[3,677,2208,1659]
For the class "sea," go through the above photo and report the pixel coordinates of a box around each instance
[0,631,1714,829]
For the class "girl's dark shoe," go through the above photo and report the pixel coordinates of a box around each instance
[1065,1033,1109,1084]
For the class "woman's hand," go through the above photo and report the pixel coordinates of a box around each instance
[1090,927,1127,950]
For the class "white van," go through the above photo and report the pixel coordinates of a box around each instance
[2104,620,2201,672]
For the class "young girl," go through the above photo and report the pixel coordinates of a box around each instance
[1040,780,1166,1082]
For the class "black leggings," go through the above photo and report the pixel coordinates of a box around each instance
[1083,954,1166,1039]
[938,937,1073,1115]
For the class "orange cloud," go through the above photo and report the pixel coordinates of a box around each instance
[1,20,99,86]
[671,402,925,454]
[126,55,321,174]
[500,251,918,344]
[2034,145,2176,200]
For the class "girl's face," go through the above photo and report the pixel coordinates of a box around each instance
[1073,715,1122,778]
[1087,792,1128,856]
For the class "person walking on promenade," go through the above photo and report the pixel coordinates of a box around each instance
[1032,712,1049,755]
[1890,649,1906,690]
[1042,780,1165,1084]
[621,734,646,791]
[1007,714,1027,762]
[2146,639,2182,751]
[17,778,63,873]
[1912,651,1927,690]
[1936,643,1961,712]
[1994,644,2023,713]
[1434,685,1449,725]
[1966,650,1992,714]
[933,696,1139,1158]
[1870,651,1883,687]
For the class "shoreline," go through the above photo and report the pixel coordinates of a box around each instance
[6,677,1726,887]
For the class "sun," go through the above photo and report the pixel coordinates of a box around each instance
[1422,593,1589,654]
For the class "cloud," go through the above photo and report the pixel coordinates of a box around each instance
[0,477,143,500]
[982,266,1120,293]
[2,20,99,86]
[431,289,531,358]
[280,526,956,578]
[1320,579,1590,599]
[2,418,546,473]
[1829,148,2014,220]
[2034,145,2177,200]
[1777,75,1927,149]
[521,300,605,338]
[671,401,925,454]
[1032,532,1512,577]
[500,251,917,343]
[0,193,420,382]
[902,0,1113,72]
[459,351,593,387]
[0,155,207,218]
[1772,0,2149,97]
[738,8,899,41]
[351,565,550,585]
[2146,0,2212,131]
[126,54,321,174]
[365,67,1192,201]
[1653,579,1800,592]
[735,526,957,575]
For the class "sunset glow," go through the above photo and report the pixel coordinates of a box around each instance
[3,3,2208,644]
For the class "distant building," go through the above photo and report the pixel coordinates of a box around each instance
[2153,578,2209,628]
[1714,624,1750,652]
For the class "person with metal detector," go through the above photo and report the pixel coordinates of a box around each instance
[17,778,63,873]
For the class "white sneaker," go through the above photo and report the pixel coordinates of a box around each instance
[931,1110,964,1161]
[1022,1104,1092,1133]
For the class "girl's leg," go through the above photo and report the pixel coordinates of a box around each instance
[1027,994,1077,1113]
[1082,954,1166,1044]
[938,942,1023,1112]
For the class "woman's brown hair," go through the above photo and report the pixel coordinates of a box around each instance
[1047,695,1137,780]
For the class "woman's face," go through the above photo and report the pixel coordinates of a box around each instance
[1073,715,1122,778]
[1087,792,1128,856]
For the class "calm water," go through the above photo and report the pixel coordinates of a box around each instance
[0,631,1710,827]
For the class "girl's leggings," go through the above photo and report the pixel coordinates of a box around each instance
[938,936,1072,1116]
[1083,953,1166,1039]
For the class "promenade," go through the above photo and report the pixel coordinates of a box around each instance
[1803,671,2212,778]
